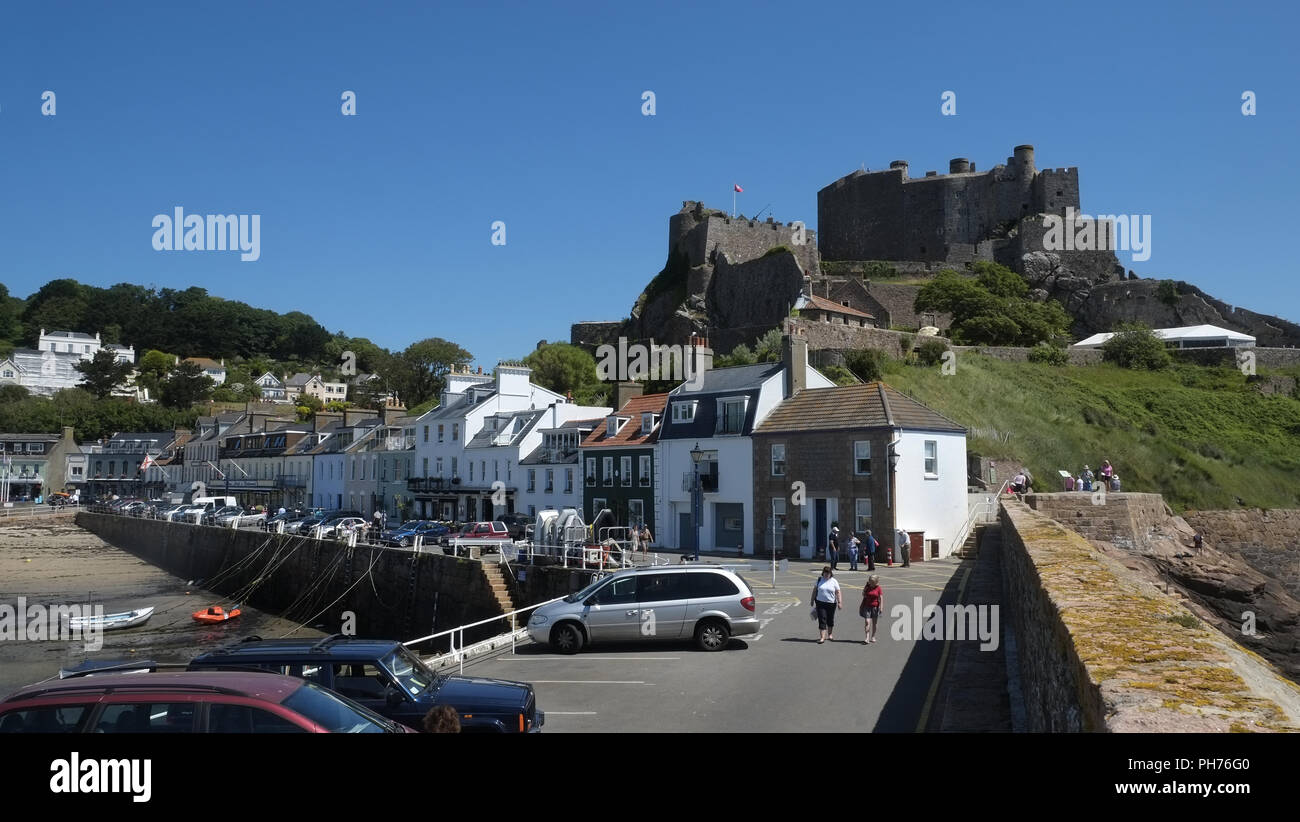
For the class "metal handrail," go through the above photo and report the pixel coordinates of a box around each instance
[403,596,566,674]
[948,479,1009,555]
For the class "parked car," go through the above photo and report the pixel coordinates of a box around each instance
[379,520,449,547]
[0,669,413,733]
[497,513,533,541]
[291,514,328,535]
[215,508,266,528]
[188,635,543,732]
[443,521,510,555]
[202,505,244,526]
[528,565,759,653]
[46,492,72,508]
[318,517,368,539]
[165,504,203,522]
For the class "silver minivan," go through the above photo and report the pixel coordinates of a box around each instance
[527,565,759,653]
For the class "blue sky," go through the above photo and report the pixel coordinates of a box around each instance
[2,1,1297,367]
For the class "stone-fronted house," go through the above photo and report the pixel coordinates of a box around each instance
[578,392,667,541]
[751,382,967,561]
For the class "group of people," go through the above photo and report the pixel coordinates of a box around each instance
[811,566,884,645]
[1064,459,1121,492]
[826,525,910,570]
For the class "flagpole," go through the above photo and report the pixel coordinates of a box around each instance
[732,187,736,218]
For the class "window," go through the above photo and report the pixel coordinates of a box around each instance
[435,458,442,476]
[855,441,871,476]
[95,702,196,733]
[109,461,115,475]
[437,425,444,443]
[620,456,631,487]
[602,457,613,486]
[628,498,644,528]
[452,424,459,441]
[494,460,499,481]
[2,370,12,379]
[606,417,621,437]
[771,498,787,546]
[641,413,655,434]
[586,458,596,486]
[422,457,428,477]
[639,455,651,487]
[564,468,573,494]
[545,469,554,493]
[924,440,938,476]
[685,572,739,598]
[423,426,429,443]
[527,470,536,492]
[451,457,458,477]
[591,576,637,605]
[717,398,746,434]
[208,704,306,734]
[671,402,696,423]
[28,443,44,454]
[351,460,356,480]
[856,498,872,534]
[771,444,786,476]
[469,462,474,482]
[481,461,486,482]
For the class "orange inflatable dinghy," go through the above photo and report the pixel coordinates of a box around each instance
[193,605,241,624]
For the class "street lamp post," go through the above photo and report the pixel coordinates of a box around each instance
[888,442,901,562]
[690,442,704,561]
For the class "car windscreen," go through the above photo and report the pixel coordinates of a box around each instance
[383,647,439,697]
[566,575,615,603]
[279,681,393,733]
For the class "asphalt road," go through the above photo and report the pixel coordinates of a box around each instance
[466,558,968,732]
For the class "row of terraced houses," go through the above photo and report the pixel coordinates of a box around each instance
[22,332,970,560]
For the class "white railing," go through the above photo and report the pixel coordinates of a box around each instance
[403,596,566,674]
[948,479,1009,556]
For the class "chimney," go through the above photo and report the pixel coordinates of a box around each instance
[62,425,76,443]
[783,330,808,398]
[615,381,644,410]
[344,408,371,427]
[687,336,713,381]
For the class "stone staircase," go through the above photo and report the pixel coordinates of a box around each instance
[480,562,516,615]
[957,524,987,559]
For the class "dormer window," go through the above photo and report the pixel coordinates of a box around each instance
[641,413,655,434]
[671,401,696,423]
[606,417,625,437]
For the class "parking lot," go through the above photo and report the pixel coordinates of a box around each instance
[465,558,968,733]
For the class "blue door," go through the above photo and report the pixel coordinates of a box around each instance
[815,499,827,558]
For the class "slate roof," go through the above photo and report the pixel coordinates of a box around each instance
[44,330,96,340]
[685,362,782,393]
[755,383,965,434]
[581,393,668,449]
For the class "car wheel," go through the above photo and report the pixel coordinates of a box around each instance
[550,623,583,655]
[400,537,410,547]
[695,619,730,652]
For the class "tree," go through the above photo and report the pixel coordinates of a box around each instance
[74,349,135,399]
[0,283,24,346]
[1101,323,1172,370]
[0,384,29,403]
[160,361,215,408]
[914,263,1071,347]
[522,342,602,404]
[386,337,472,408]
[136,350,176,395]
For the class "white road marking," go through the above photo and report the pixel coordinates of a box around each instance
[545,711,598,715]
[497,656,681,661]
[530,680,652,685]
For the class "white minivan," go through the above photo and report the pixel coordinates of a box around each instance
[183,496,239,523]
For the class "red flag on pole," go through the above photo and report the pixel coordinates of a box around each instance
[734,184,743,193]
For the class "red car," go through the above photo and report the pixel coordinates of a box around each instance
[0,669,415,733]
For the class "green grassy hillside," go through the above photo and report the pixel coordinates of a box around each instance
[881,354,1300,511]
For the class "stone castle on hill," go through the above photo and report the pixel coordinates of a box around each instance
[571,145,1300,355]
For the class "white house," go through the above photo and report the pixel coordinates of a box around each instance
[1072,324,1256,349]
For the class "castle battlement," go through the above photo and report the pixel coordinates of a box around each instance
[816,144,1089,266]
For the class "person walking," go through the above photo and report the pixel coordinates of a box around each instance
[811,566,842,644]
[860,575,883,644]
[828,526,841,570]
[640,524,653,553]
[863,529,878,571]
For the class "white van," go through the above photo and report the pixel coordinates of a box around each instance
[183,496,239,523]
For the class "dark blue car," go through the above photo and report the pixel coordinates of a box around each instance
[378,520,449,547]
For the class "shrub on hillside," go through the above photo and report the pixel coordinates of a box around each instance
[1027,344,1069,366]
[822,364,858,386]
[915,339,949,366]
[1102,323,1172,370]
[845,349,889,383]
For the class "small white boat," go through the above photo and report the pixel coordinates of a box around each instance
[65,606,155,632]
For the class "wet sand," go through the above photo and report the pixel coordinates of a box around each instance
[0,519,323,696]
